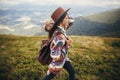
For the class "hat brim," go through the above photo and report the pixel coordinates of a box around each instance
[51,8,70,31]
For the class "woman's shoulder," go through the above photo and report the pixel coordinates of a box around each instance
[54,30,65,40]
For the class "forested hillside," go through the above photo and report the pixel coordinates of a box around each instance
[67,8,120,37]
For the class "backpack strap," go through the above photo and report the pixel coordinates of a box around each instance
[47,31,61,45]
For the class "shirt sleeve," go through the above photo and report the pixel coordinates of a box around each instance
[50,34,65,59]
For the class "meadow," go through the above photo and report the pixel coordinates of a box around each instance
[0,34,120,80]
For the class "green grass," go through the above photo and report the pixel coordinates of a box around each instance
[0,34,120,80]
[85,8,120,24]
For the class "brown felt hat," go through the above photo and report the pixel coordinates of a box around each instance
[51,7,70,31]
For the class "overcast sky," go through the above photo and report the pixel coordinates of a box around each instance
[0,0,120,7]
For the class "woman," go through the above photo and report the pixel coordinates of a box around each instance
[42,7,76,80]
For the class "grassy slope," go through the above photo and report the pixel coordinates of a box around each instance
[85,8,120,24]
[0,34,120,80]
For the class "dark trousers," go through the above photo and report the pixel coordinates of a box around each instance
[41,61,76,80]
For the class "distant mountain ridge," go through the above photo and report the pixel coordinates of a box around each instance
[67,8,120,37]
[0,7,120,37]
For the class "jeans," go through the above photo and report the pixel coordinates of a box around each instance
[41,61,76,80]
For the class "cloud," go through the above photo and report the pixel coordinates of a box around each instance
[34,12,41,16]
[0,0,120,7]
[23,24,38,29]
[48,0,120,6]
[0,0,19,5]
[0,7,9,10]
[16,16,31,24]
[0,25,15,32]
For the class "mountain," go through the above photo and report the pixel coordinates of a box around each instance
[1,4,119,36]
[67,8,120,37]
[0,29,12,34]
[0,5,51,36]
